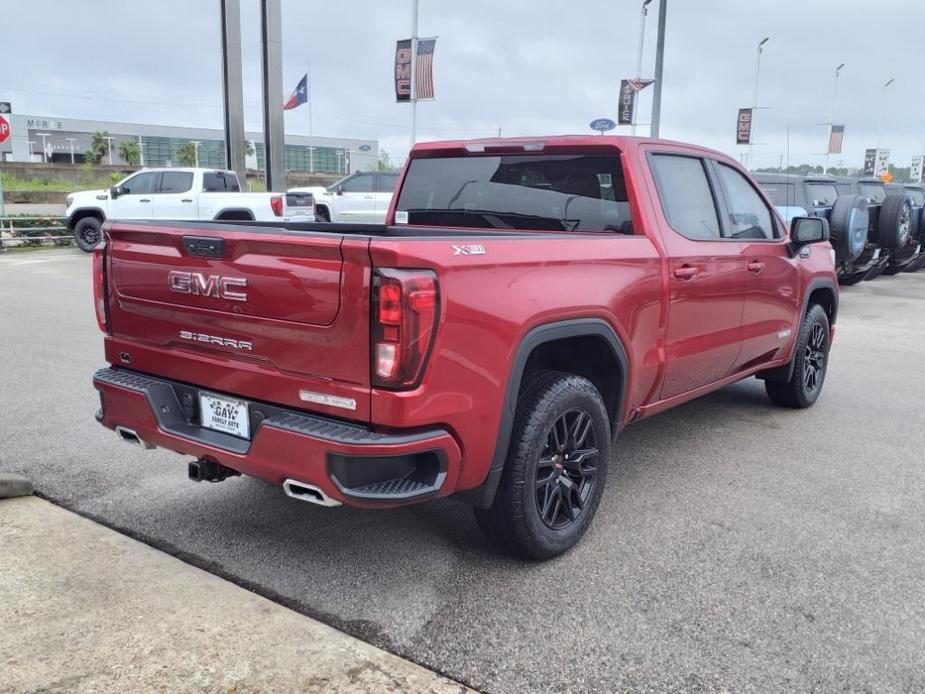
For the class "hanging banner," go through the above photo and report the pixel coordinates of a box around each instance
[875,149,890,177]
[911,155,924,183]
[618,79,655,126]
[395,39,412,102]
[395,37,437,103]
[736,108,753,145]
[863,148,877,176]
[827,125,845,154]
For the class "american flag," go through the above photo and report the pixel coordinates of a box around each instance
[414,38,437,100]
[828,125,845,154]
[627,78,654,93]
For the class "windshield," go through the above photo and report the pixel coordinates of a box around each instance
[805,182,838,207]
[858,182,886,203]
[395,154,632,233]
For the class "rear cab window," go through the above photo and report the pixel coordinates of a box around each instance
[395,154,632,233]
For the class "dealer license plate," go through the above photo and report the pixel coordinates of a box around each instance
[199,393,251,439]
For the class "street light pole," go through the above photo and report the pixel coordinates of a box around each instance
[748,37,769,170]
[876,77,894,154]
[36,133,51,163]
[192,141,202,168]
[66,138,77,164]
[103,136,114,165]
[823,62,845,175]
[410,0,419,149]
[649,0,667,138]
[632,0,653,136]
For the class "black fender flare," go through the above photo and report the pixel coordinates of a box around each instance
[455,318,629,508]
[68,207,106,230]
[212,208,256,221]
[758,277,838,383]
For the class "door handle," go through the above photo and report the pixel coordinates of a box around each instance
[747,260,765,273]
[363,195,374,199]
[139,198,151,203]
[673,265,698,280]
[181,198,193,203]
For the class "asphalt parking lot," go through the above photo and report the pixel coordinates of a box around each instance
[2,248,924,693]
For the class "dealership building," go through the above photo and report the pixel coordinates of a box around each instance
[0,113,379,174]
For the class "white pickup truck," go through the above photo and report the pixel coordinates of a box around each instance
[67,167,315,251]
[289,171,399,223]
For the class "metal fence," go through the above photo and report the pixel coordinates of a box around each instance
[0,216,71,250]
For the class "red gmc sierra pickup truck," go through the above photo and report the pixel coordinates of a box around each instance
[91,136,838,559]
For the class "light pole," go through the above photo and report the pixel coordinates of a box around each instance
[36,133,52,163]
[191,141,202,167]
[632,0,654,136]
[823,62,845,175]
[66,137,77,164]
[876,77,894,154]
[27,141,36,160]
[103,136,114,165]
[137,135,145,167]
[650,0,667,138]
[748,37,769,170]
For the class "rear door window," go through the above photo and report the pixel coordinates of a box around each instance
[649,154,721,240]
[203,171,241,192]
[396,154,632,233]
[377,173,400,193]
[804,182,838,207]
[858,182,886,203]
[715,164,777,240]
[158,171,193,194]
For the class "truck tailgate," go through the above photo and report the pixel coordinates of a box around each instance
[104,222,372,419]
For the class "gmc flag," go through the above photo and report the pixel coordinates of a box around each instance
[395,38,437,102]
[863,148,877,176]
[618,79,654,125]
[736,108,753,145]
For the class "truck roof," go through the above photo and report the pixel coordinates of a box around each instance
[409,135,731,161]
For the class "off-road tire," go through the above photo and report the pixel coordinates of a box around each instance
[878,194,913,250]
[474,370,611,560]
[765,304,830,408]
[828,194,869,261]
[73,217,103,253]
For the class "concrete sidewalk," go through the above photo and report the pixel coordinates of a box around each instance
[0,497,471,693]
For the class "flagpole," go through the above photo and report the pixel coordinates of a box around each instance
[410,0,418,149]
[308,62,314,172]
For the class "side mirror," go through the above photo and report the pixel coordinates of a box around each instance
[110,185,122,199]
[335,186,344,196]
[790,216,829,252]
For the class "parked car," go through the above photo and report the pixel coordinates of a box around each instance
[91,136,837,559]
[289,171,400,223]
[753,173,871,284]
[66,168,315,252]
[885,182,925,273]
[833,177,915,281]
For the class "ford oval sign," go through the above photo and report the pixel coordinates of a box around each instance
[590,118,616,132]
[358,144,372,152]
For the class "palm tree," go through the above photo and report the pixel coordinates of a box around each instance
[176,142,198,167]
[118,141,141,167]
[85,131,111,164]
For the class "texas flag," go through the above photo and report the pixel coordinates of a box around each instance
[283,74,308,110]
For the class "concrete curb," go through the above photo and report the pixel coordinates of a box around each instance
[0,473,33,498]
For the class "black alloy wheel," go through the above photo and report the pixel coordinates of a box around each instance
[535,409,599,530]
[803,322,827,394]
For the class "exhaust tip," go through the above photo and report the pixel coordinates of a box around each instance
[282,479,341,507]
[115,426,154,450]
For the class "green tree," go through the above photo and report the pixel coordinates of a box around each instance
[118,140,141,167]
[85,130,111,164]
[378,149,393,171]
[176,142,198,167]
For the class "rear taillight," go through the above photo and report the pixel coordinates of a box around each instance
[371,269,439,389]
[270,195,283,217]
[92,242,109,333]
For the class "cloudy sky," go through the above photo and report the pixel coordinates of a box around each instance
[2,0,922,170]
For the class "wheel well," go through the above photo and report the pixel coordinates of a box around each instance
[69,209,104,230]
[808,286,837,324]
[521,335,622,427]
[315,203,331,219]
[214,209,254,221]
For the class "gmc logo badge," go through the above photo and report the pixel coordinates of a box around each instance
[168,271,248,302]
